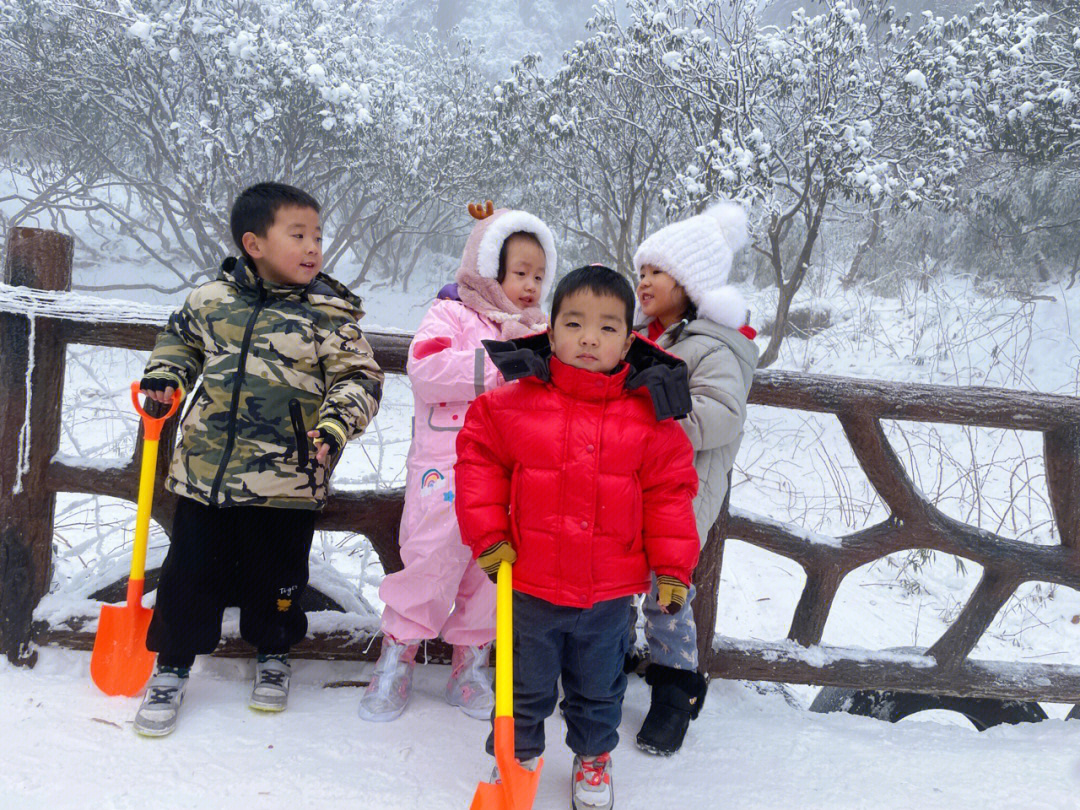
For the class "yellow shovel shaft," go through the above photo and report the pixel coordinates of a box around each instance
[495,560,513,719]
[130,436,159,583]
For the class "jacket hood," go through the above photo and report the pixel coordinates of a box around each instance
[482,332,692,421]
[681,316,759,374]
[456,209,558,299]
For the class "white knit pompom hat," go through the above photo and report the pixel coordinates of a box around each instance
[633,202,751,329]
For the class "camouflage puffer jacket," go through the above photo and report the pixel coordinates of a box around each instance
[143,257,384,510]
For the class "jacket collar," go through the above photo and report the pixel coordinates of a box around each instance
[638,315,760,373]
[483,332,691,420]
[219,256,364,314]
[548,355,630,402]
[221,256,290,297]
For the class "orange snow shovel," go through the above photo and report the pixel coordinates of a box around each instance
[470,560,543,810]
[90,382,182,696]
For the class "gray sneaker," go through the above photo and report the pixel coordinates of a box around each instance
[250,657,291,712]
[572,753,613,809]
[489,756,539,783]
[134,671,187,737]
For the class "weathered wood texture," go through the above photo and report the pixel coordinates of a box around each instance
[709,638,1080,702]
[35,627,454,664]
[4,227,1080,704]
[53,319,412,377]
[0,229,72,664]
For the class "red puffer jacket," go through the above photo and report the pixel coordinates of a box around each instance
[455,335,700,609]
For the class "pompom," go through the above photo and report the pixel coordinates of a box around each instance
[702,202,750,253]
[698,285,749,330]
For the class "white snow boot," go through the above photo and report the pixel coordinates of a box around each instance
[572,753,613,809]
[133,669,188,737]
[445,643,495,720]
[250,656,291,712]
[358,636,419,722]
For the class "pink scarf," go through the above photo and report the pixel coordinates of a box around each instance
[456,272,548,340]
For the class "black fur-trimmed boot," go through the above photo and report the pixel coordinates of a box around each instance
[636,664,708,756]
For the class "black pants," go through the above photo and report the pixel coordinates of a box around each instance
[147,496,316,668]
[486,592,633,760]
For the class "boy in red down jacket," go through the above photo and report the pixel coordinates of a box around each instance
[455,265,699,810]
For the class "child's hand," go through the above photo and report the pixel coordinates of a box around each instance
[656,576,688,614]
[140,375,177,404]
[477,541,517,583]
[307,427,342,465]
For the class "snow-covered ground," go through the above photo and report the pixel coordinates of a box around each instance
[2,648,1077,810]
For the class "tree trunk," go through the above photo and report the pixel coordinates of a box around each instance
[758,195,827,368]
[842,207,881,288]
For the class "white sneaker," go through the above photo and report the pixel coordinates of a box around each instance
[445,643,495,720]
[490,756,540,783]
[250,657,291,712]
[358,636,419,722]
[572,753,613,809]
[134,671,187,737]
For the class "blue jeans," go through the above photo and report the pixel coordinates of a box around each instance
[487,592,633,759]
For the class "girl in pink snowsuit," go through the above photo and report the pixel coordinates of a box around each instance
[359,202,557,721]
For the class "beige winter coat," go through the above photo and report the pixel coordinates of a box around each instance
[649,317,759,543]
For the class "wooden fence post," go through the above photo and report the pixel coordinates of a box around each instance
[693,485,733,671]
[0,228,73,664]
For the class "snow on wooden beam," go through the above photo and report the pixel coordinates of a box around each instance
[35,627,452,664]
[709,638,1080,703]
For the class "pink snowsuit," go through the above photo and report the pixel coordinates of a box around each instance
[378,299,504,645]
[379,208,557,645]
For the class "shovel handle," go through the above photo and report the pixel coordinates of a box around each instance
[495,560,513,718]
[130,382,182,440]
[127,382,183,594]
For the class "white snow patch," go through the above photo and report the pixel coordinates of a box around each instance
[904,69,928,91]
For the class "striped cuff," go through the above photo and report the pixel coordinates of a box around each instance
[656,575,688,608]
[477,540,516,576]
[315,418,348,449]
[143,370,186,398]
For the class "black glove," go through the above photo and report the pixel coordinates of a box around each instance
[140,374,179,395]
[308,420,344,465]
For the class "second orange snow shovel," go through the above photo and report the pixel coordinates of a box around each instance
[90,382,182,697]
[470,560,543,810]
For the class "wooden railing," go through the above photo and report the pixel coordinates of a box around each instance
[2,227,1079,701]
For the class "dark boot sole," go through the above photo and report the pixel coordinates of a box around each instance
[635,736,678,756]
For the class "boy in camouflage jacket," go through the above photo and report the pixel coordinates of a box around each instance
[132,183,383,737]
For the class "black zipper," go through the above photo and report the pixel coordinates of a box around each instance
[209,283,267,505]
[288,398,309,469]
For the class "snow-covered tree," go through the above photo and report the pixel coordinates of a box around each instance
[898,1,1080,162]
[0,0,489,289]
[494,0,971,366]
[643,0,968,365]
[490,10,688,273]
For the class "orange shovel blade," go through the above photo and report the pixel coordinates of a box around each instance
[469,765,544,810]
[470,716,544,810]
[90,601,155,697]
